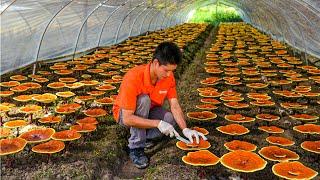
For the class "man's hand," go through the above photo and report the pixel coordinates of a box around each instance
[157,120,179,137]
[182,128,207,144]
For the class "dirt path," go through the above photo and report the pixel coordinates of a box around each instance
[112,25,217,179]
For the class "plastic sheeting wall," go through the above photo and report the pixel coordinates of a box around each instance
[1,0,320,75]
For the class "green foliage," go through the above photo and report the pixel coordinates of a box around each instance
[189,4,242,24]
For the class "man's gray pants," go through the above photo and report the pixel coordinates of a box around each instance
[118,94,176,149]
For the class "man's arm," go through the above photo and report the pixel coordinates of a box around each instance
[168,98,187,130]
[122,109,160,129]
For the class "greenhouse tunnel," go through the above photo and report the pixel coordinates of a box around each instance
[1,0,320,75]
[2,0,320,179]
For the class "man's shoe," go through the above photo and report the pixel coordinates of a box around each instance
[129,148,149,169]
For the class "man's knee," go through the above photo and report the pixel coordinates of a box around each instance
[137,94,151,107]
[163,112,176,126]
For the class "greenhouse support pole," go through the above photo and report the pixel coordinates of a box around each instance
[160,8,172,29]
[97,2,127,47]
[159,7,171,29]
[168,0,192,27]
[166,10,177,28]
[147,10,163,32]
[129,1,159,36]
[33,0,74,75]
[290,4,319,65]
[176,1,195,25]
[180,4,196,24]
[0,0,17,15]
[128,7,149,37]
[73,0,110,60]
[265,0,307,63]
[265,0,297,55]
[139,9,155,34]
[115,2,145,44]
[159,0,173,30]
[154,10,164,31]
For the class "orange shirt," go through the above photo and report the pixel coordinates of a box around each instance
[112,63,177,121]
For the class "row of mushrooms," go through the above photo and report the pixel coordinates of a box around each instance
[0,23,210,166]
[176,22,319,179]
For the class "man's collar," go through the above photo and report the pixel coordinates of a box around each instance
[144,62,153,88]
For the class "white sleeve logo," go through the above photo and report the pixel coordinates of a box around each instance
[159,90,168,94]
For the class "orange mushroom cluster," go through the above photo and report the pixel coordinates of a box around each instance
[182,150,219,166]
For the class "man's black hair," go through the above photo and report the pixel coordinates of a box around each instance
[153,42,182,65]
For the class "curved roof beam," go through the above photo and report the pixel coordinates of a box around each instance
[0,0,17,15]
[164,1,192,27]
[33,0,74,73]
[114,1,146,43]
[97,1,129,47]
[139,8,156,34]
[128,6,150,37]
[73,0,111,60]
[129,0,164,37]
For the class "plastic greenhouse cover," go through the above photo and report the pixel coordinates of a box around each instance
[1,0,320,75]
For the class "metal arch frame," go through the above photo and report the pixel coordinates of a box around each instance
[162,0,193,29]
[97,1,128,47]
[167,7,183,27]
[248,0,296,48]
[240,1,274,36]
[0,0,17,15]
[173,1,196,26]
[153,10,164,31]
[264,0,287,39]
[128,6,149,37]
[254,4,279,37]
[160,7,174,29]
[239,1,266,33]
[168,0,194,27]
[158,1,181,29]
[267,0,297,40]
[139,8,156,34]
[114,1,146,44]
[265,0,300,56]
[156,0,177,30]
[181,5,197,23]
[299,0,320,19]
[289,3,320,40]
[164,8,177,28]
[147,10,164,32]
[33,0,74,74]
[262,0,308,61]
[284,2,313,63]
[262,1,303,51]
[129,0,162,37]
[179,5,194,24]
[36,1,69,49]
[73,0,110,60]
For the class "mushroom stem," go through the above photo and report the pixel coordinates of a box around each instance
[29,113,33,123]
[47,154,51,163]
[16,127,20,136]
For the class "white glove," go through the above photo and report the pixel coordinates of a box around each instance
[182,128,207,144]
[157,120,179,138]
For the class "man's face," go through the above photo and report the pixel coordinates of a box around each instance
[154,60,177,80]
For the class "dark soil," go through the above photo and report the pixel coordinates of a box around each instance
[1,23,320,180]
